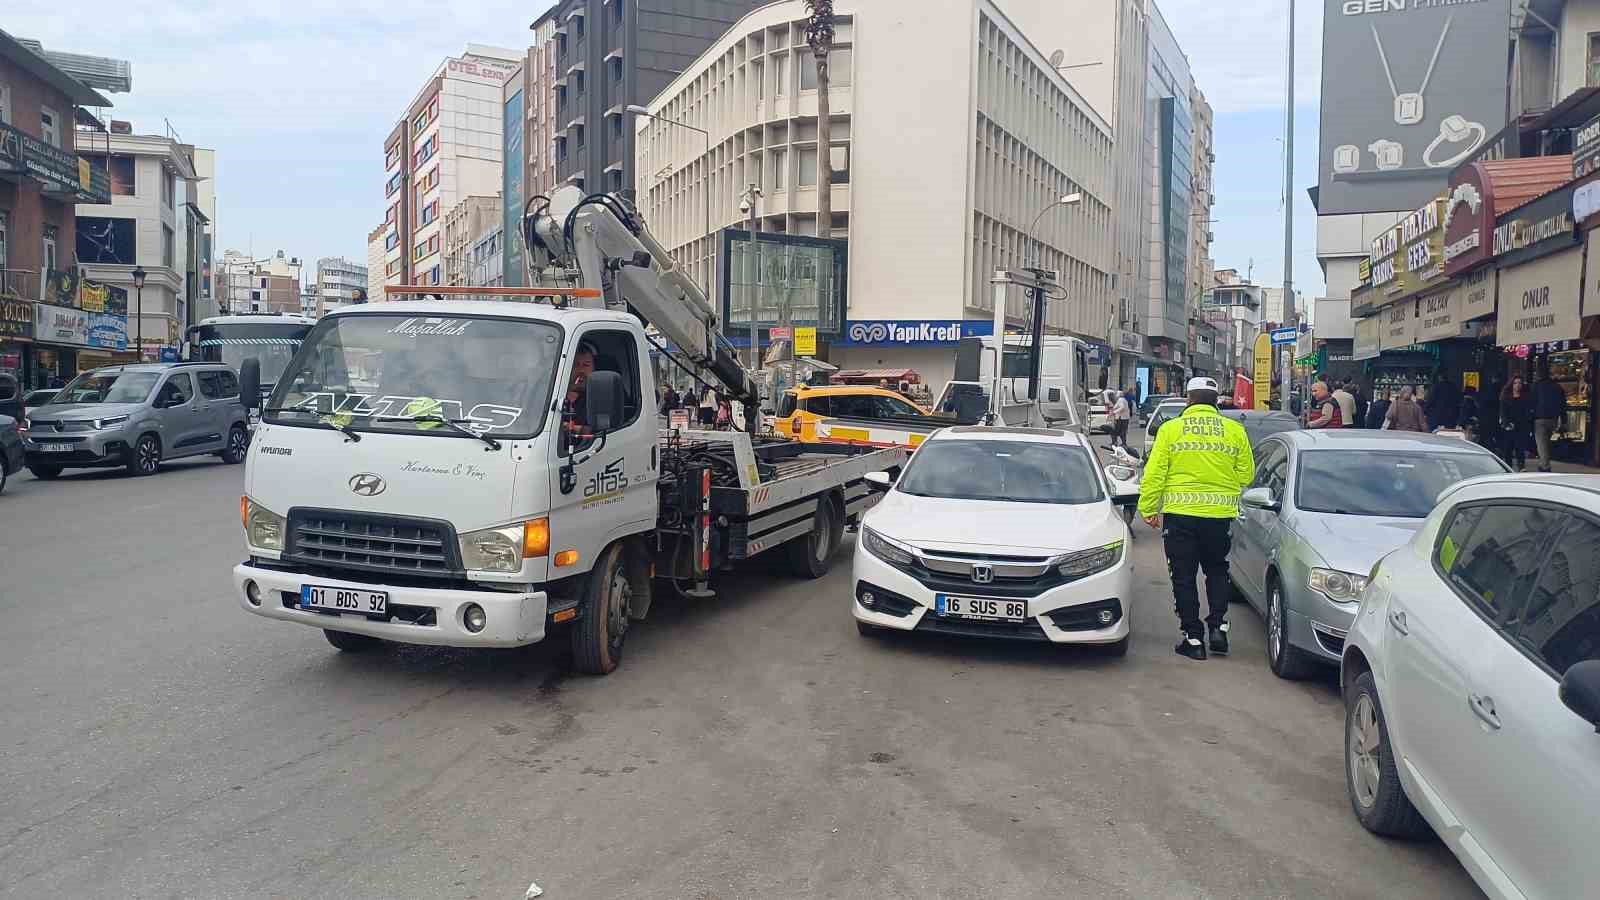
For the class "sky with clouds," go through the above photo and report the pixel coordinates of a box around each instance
[7,0,1327,296]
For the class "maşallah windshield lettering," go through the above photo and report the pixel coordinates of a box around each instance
[269,314,559,437]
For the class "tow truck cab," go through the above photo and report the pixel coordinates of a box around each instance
[233,301,661,666]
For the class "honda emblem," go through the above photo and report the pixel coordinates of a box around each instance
[971,564,993,584]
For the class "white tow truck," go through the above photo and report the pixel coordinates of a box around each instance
[232,187,905,673]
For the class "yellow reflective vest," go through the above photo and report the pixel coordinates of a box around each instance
[1137,404,1255,519]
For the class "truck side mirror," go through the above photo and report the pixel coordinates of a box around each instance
[955,391,987,425]
[585,370,625,433]
[239,358,261,411]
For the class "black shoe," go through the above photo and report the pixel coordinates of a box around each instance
[1209,624,1230,656]
[1174,635,1207,660]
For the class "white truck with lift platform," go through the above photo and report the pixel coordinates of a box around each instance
[232,186,904,673]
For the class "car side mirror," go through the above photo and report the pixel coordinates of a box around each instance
[239,358,261,411]
[585,370,625,434]
[864,470,895,492]
[1559,660,1600,732]
[1241,486,1278,511]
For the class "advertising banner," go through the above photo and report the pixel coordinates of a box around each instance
[1442,163,1494,276]
[1457,266,1496,321]
[1252,333,1272,410]
[1587,231,1600,319]
[33,303,128,349]
[1316,0,1510,216]
[502,87,525,287]
[1353,315,1382,359]
[1575,112,1600,181]
[1414,286,1462,342]
[1379,301,1417,350]
[795,326,817,357]
[0,296,34,340]
[1491,184,1578,266]
[838,320,993,346]
[1496,248,1583,346]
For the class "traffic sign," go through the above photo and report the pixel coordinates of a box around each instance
[1269,327,1298,345]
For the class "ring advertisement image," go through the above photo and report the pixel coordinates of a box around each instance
[1317,0,1511,216]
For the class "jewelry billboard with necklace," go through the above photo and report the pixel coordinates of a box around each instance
[1372,15,1451,126]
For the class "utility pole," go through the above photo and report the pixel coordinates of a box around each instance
[1281,0,1295,413]
[741,184,763,369]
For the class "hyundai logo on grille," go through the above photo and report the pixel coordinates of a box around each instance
[971,564,994,584]
[348,473,386,496]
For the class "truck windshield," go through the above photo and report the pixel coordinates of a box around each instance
[266,313,563,438]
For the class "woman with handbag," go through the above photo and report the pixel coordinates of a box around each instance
[1499,376,1534,471]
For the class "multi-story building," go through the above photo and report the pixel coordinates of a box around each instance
[74,126,201,360]
[1138,4,1195,396]
[500,12,562,287]
[382,45,520,290]
[634,0,1117,388]
[0,30,114,388]
[441,194,501,286]
[548,0,767,195]
[217,250,301,315]
[315,256,367,317]
[190,148,218,320]
[366,223,387,304]
[1187,85,1214,314]
[469,223,505,287]
[1206,268,1263,375]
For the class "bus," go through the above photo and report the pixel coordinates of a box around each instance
[187,313,314,395]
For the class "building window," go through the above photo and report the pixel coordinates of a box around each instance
[576,125,585,149]
[40,107,60,147]
[386,144,400,168]
[0,211,8,278]
[0,83,10,125]
[575,14,585,38]
[829,143,850,184]
[801,53,817,90]
[774,55,787,96]
[42,225,58,274]
[557,137,568,161]
[770,148,786,191]
[162,169,176,208]
[797,147,818,186]
[830,48,853,87]
[162,225,175,268]
[1590,33,1600,86]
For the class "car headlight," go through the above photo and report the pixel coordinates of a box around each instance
[458,517,549,573]
[1309,567,1369,604]
[1055,541,1124,579]
[241,496,285,551]
[861,525,916,568]
[92,415,129,430]
[19,416,30,431]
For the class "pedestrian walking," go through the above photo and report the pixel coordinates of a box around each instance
[1425,373,1460,430]
[1459,388,1480,442]
[660,384,680,416]
[1110,386,1133,447]
[1332,381,1358,428]
[1384,386,1428,432]
[1532,368,1567,472]
[1307,381,1343,428]
[1348,380,1369,429]
[1499,376,1534,471]
[1137,376,1255,661]
[698,385,719,426]
[1365,391,1392,430]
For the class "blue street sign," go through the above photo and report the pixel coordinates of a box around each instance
[1269,327,1298,345]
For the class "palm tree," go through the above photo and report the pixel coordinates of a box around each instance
[804,1,835,240]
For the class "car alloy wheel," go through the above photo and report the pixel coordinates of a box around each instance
[1267,586,1284,665]
[225,427,248,463]
[136,436,160,475]
[1349,692,1381,810]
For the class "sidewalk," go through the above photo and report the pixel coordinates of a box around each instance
[1547,459,1600,476]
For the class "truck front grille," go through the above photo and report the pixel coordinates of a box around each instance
[286,508,461,579]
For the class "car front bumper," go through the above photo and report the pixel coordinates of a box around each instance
[233,562,549,648]
[1283,581,1358,663]
[851,542,1132,645]
[23,429,133,467]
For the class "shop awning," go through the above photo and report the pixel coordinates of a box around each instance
[1475,155,1573,215]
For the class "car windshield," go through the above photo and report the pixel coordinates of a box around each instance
[896,439,1103,504]
[267,313,563,437]
[1295,449,1506,517]
[1149,403,1186,431]
[54,371,159,405]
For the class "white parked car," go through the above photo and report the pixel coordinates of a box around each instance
[852,425,1140,654]
[1341,474,1600,900]
[1141,399,1187,457]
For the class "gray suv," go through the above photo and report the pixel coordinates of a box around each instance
[23,363,250,478]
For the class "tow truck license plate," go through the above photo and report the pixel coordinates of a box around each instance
[936,595,1026,623]
[300,585,388,616]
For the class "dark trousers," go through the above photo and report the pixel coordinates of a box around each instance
[1111,418,1129,446]
[1162,513,1233,637]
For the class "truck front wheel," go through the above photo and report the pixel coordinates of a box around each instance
[571,543,631,675]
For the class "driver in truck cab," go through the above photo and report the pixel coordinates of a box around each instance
[561,341,599,441]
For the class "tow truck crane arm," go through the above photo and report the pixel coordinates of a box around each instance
[524,185,761,424]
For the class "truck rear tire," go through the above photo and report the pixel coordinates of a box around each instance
[786,496,839,579]
[571,543,631,675]
[323,629,382,653]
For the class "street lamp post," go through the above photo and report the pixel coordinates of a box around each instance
[131,266,147,360]
[1020,193,1082,398]
[740,185,763,369]
[626,105,711,296]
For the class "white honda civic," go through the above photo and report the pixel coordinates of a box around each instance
[852,425,1140,654]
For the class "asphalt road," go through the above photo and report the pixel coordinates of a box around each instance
[0,460,1481,899]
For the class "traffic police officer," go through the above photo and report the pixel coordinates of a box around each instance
[1137,376,1255,660]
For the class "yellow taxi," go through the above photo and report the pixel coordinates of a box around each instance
[772,385,931,441]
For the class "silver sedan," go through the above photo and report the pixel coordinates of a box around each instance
[1229,430,1508,678]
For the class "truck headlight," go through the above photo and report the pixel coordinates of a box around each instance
[459,517,549,573]
[1055,541,1123,578]
[861,526,915,568]
[241,496,285,551]
[1309,567,1369,604]
[92,415,129,429]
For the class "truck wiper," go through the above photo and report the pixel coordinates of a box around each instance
[370,415,502,450]
[261,406,361,442]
